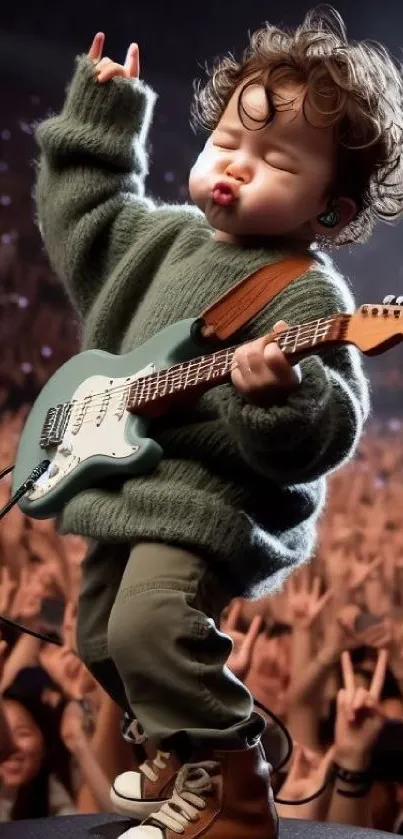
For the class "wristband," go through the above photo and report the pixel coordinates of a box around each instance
[334,763,371,785]
[337,784,372,798]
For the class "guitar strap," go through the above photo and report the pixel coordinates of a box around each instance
[199,254,315,341]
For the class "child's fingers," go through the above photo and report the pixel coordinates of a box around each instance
[97,64,127,83]
[124,43,140,78]
[369,649,388,701]
[272,320,289,332]
[88,32,105,63]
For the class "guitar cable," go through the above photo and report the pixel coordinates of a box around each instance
[0,458,63,645]
[0,461,336,805]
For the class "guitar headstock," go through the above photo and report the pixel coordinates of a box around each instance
[346,296,403,355]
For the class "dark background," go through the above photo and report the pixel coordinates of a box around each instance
[1,0,403,413]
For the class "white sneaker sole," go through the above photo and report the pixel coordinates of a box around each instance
[110,787,169,819]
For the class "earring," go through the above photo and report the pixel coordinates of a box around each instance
[317,207,340,229]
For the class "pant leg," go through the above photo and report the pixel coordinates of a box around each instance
[107,542,262,748]
[76,540,130,710]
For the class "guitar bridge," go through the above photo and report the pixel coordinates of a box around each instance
[40,402,73,448]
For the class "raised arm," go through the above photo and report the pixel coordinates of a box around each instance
[35,33,157,317]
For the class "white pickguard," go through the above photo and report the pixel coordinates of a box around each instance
[28,364,155,500]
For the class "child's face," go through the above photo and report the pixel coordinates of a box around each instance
[189,78,338,245]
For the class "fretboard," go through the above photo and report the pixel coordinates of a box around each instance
[126,313,349,412]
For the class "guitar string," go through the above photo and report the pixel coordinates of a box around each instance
[48,315,384,434]
[37,313,400,451]
[44,310,400,431]
[66,319,343,427]
[44,316,346,428]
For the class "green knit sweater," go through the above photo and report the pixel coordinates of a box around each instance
[35,56,370,597]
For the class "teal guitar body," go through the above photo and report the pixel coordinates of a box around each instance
[12,319,201,519]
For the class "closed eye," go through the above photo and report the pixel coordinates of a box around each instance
[264,159,297,174]
[213,142,238,151]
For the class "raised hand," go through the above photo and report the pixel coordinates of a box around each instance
[9,566,45,624]
[346,555,384,592]
[287,569,333,629]
[0,632,8,682]
[0,566,16,613]
[334,649,387,768]
[60,700,87,754]
[88,32,140,82]
[279,743,335,802]
[221,599,262,681]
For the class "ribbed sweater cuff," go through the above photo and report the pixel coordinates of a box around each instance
[63,55,157,140]
[225,356,331,454]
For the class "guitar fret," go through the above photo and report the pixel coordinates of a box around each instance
[293,324,301,353]
[125,314,353,413]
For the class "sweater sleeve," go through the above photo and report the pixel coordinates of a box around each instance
[35,55,158,316]
[218,262,370,485]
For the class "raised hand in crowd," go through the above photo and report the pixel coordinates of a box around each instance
[39,643,97,703]
[0,634,15,760]
[328,649,388,827]
[9,566,45,627]
[334,649,387,768]
[277,743,335,822]
[0,567,16,614]
[221,599,263,681]
[286,569,332,629]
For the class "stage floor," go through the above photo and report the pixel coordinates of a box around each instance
[0,814,396,839]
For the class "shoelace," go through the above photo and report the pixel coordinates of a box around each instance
[124,718,148,745]
[140,750,172,783]
[146,762,218,834]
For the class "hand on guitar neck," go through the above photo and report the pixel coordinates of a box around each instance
[231,320,301,409]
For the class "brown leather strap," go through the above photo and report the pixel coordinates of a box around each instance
[200,255,314,341]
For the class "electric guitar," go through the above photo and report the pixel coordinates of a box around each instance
[12,296,403,519]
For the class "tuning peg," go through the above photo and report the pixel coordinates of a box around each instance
[396,296,403,306]
[383,294,396,304]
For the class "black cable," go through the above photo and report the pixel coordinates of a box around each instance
[0,459,50,521]
[275,768,336,806]
[0,459,62,646]
[254,697,336,806]
[0,614,62,645]
[0,464,14,481]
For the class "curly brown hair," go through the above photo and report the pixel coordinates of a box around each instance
[191,6,403,245]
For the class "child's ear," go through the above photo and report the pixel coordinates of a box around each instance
[310,196,357,239]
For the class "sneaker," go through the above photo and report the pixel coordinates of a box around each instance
[114,740,278,839]
[111,744,182,819]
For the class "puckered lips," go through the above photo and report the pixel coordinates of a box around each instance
[211,181,239,206]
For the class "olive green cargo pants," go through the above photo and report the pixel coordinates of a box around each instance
[76,540,261,748]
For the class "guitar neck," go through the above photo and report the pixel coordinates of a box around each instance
[127,313,349,413]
